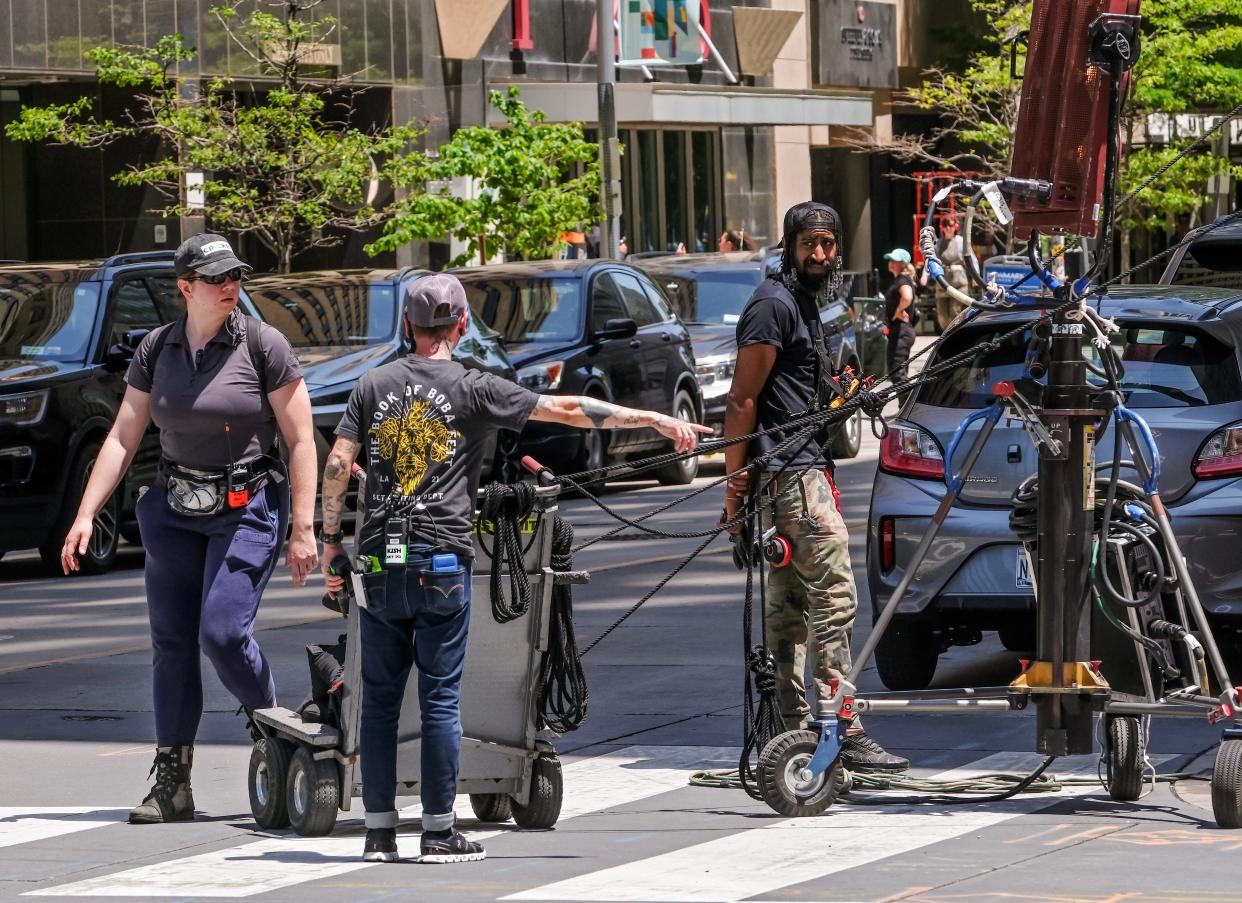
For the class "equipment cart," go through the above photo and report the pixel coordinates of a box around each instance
[244,480,586,836]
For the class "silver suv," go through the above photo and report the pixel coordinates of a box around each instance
[865,285,1242,690]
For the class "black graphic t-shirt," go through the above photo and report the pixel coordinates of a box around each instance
[336,355,539,556]
[734,275,831,472]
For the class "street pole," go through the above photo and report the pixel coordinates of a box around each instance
[596,0,620,258]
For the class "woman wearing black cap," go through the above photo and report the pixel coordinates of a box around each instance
[60,234,319,824]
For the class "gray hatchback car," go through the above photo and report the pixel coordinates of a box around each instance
[866,285,1242,690]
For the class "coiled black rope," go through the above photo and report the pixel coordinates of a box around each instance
[738,504,784,800]
[478,481,538,623]
[537,515,590,733]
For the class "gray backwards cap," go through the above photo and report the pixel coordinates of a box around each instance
[405,273,469,328]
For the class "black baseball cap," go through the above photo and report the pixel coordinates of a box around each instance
[174,233,251,278]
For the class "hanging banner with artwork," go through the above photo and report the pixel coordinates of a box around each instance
[618,0,703,66]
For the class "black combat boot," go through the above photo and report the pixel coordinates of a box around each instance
[840,732,909,773]
[129,746,195,824]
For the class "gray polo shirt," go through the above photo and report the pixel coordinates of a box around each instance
[126,315,302,470]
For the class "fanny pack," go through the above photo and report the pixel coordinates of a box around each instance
[159,454,282,517]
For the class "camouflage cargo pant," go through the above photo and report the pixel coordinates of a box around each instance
[760,468,858,731]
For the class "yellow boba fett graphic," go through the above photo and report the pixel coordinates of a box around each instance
[368,386,460,498]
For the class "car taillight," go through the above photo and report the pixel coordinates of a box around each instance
[1194,424,1242,478]
[880,516,895,572]
[879,425,945,480]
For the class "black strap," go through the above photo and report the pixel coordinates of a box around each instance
[145,315,268,395]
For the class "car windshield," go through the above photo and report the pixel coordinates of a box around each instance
[917,323,1241,409]
[461,277,582,343]
[0,273,101,362]
[245,279,396,347]
[675,271,761,325]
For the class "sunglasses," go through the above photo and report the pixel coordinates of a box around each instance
[186,268,244,285]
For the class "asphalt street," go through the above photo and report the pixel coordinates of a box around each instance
[0,349,1237,902]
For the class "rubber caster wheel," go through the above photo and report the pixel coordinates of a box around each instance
[249,738,294,829]
[1212,738,1242,828]
[512,753,563,829]
[756,730,843,817]
[286,746,339,837]
[1104,716,1144,802]
[470,793,513,823]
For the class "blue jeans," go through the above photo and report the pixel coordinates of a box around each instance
[137,477,287,746]
[359,549,471,831]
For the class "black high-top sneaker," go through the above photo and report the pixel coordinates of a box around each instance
[419,828,486,864]
[840,732,909,773]
[129,746,195,824]
[362,828,400,863]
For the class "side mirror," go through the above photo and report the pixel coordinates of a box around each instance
[595,317,638,341]
[104,327,151,368]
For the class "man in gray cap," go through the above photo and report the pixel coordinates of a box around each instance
[321,273,708,864]
[721,202,908,773]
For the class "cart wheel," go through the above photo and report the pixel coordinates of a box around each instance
[249,738,294,829]
[1212,738,1242,828]
[286,746,339,837]
[511,753,563,829]
[1104,716,1145,802]
[470,793,513,823]
[756,730,842,817]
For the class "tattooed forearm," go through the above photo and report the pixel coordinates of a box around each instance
[321,487,346,534]
[580,397,613,429]
[321,438,360,535]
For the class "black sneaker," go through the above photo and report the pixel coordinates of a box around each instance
[840,732,909,773]
[419,828,486,864]
[363,828,400,863]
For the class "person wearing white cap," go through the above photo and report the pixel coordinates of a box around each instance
[320,273,709,864]
[883,247,918,387]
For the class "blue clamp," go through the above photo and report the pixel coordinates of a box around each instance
[1115,405,1161,495]
[925,258,945,281]
[944,403,1004,493]
[1123,503,1145,522]
[802,714,845,783]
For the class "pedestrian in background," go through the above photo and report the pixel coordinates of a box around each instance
[321,274,708,864]
[718,229,755,253]
[930,216,971,331]
[884,248,917,388]
[60,234,319,825]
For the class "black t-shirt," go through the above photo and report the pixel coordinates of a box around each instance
[734,276,832,472]
[336,355,539,557]
[885,274,916,326]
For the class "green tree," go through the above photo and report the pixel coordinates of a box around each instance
[5,1,432,272]
[369,87,602,268]
[862,1,1242,272]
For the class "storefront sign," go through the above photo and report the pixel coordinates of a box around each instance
[814,0,897,90]
[619,0,702,65]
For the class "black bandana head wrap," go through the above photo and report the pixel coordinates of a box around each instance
[780,201,845,297]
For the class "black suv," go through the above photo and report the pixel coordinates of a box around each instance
[243,268,517,481]
[0,253,189,572]
[453,260,703,485]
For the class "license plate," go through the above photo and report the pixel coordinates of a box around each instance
[1016,549,1033,590]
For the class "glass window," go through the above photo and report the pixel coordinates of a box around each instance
[634,131,662,254]
[663,131,686,252]
[641,278,674,322]
[611,271,661,327]
[461,276,583,344]
[917,323,1242,409]
[683,271,762,324]
[589,273,629,332]
[108,281,161,345]
[148,275,185,322]
[246,278,397,347]
[0,274,101,362]
[1169,248,1242,291]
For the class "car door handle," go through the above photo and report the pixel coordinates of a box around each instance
[661,333,672,342]
[629,338,641,348]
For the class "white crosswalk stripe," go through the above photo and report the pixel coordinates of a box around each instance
[22,745,738,898]
[502,751,1174,903]
[10,746,1173,901]
[0,807,129,850]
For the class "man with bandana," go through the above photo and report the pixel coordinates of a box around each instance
[721,202,908,772]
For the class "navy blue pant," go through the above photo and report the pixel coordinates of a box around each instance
[137,479,287,746]
[359,551,471,831]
